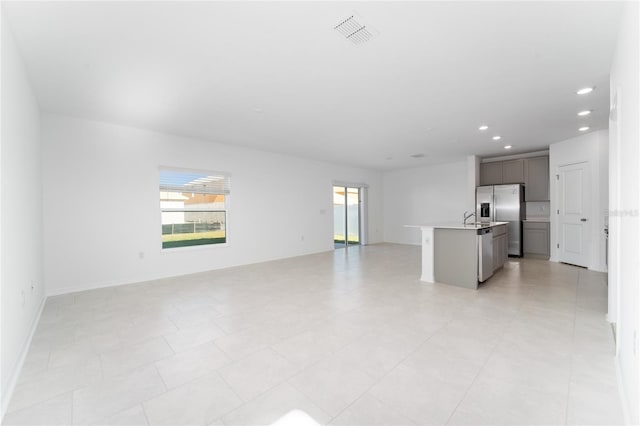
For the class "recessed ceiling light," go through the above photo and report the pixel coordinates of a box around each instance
[577,87,594,95]
[578,110,591,116]
[478,125,489,131]
[492,136,501,140]
[579,126,590,132]
[504,145,512,149]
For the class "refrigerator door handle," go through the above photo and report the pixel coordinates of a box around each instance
[493,195,497,221]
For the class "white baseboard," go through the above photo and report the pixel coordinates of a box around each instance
[47,247,336,296]
[46,275,151,297]
[615,355,632,425]
[0,295,47,421]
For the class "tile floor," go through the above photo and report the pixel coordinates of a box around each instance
[2,244,624,425]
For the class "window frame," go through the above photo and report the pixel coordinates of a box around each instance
[159,167,231,251]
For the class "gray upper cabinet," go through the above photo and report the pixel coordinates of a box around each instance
[502,159,525,184]
[480,156,549,201]
[525,156,549,201]
[480,160,524,185]
[480,162,502,185]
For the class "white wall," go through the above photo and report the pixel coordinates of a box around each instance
[549,129,609,272]
[383,160,470,245]
[42,114,383,295]
[609,1,639,423]
[0,15,45,418]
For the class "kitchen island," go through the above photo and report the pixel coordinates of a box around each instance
[406,222,508,289]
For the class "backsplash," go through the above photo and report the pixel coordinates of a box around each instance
[526,201,550,218]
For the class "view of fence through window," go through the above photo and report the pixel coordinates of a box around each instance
[160,169,230,249]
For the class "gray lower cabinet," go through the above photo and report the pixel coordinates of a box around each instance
[432,224,509,289]
[492,224,508,271]
[434,228,480,289]
[523,222,550,257]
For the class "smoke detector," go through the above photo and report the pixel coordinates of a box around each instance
[334,13,378,45]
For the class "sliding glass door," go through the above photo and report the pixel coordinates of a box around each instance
[333,186,360,249]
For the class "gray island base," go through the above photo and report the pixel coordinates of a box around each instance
[406,222,509,290]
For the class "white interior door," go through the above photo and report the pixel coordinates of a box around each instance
[558,162,590,267]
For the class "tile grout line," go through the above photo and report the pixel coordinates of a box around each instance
[564,270,581,425]
[443,288,525,425]
[324,318,456,424]
[212,369,249,423]
[133,363,172,425]
[80,363,165,425]
[102,365,169,425]
[141,402,152,426]
[70,390,74,426]
[8,250,619,425]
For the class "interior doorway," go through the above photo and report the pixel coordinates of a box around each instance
[333,186,361,249]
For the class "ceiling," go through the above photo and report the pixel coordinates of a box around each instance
[3,1,622,170]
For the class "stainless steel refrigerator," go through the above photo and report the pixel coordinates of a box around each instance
[476,184,525,256]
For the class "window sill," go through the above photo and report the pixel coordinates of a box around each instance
[160,242,229,253]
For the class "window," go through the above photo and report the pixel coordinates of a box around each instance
[159,168,231,249]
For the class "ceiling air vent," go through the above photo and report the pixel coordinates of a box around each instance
[334,13,377,45]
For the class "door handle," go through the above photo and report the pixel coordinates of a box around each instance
[580,218,588,222]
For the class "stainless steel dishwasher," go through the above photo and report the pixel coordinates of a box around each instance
[478,227,494,282]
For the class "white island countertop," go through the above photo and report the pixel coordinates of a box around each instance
[405,221,509,231]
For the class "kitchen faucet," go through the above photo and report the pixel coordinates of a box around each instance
[463,211,476,225]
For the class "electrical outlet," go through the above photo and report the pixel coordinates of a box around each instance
[300,235,305,241]
[139,251,145,259]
